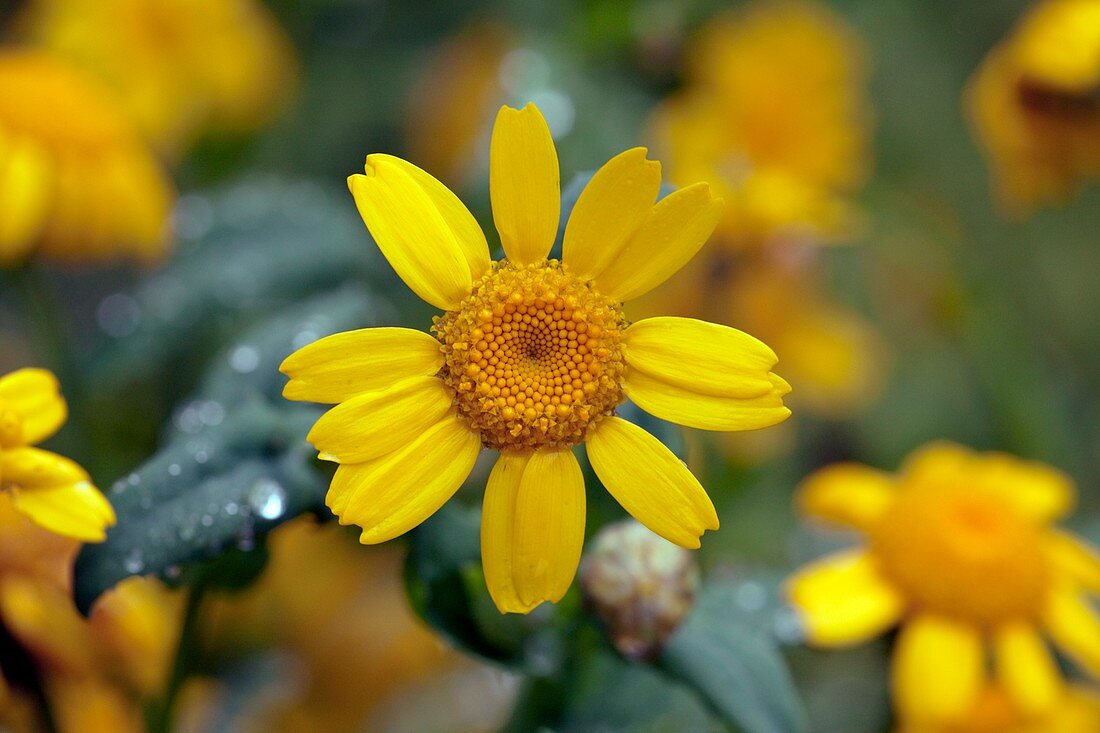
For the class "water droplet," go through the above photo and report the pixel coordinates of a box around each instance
[734,581,767,612]
[96,293,142,338]
[248,478,287,521]
[124,550,144,574]
[228,345,261,374]
[225,502,239,516]
[200,515,214,527]
[194,450,209,464]
[167,463,181,477]
[179,525,195,542]
[773,606,805,645]
[172,194,215,240]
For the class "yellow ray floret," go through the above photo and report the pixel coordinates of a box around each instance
[283,102,790,614]
[786,442,1100,726]
[0,369,114,542]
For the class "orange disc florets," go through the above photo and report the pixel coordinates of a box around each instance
[870,481,1049,626]
[433,259,627,452]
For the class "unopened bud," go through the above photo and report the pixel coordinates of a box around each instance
[580,520,699,661]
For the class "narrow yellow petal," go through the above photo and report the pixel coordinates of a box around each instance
[562,147,660,281]
[326,414,480,543]
[892,614,985,722]
[0,368,67,445]
[1,447,88,487]
[785,550,904,647]
[796,463,894,531]
[585,416,718,549]
[1047,530,1100,593]
[622,317,779,398]
[622,369,791,431]
[513,450,585,609]
[9,482,116,543]
[595,182,723,302]
[367,154,490,281]
[280,327,444,403]
[306,376,453,463]
[0,576,95,674]
[994,622,1062,715]
[1044,581,1100,677]
[348,156,472,309]
[489,104,560,264]
[482,453,535,613]
[0,138,51,264]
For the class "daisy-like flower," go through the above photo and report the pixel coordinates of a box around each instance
[787,442,1100,725]
[0,51,174,265]
[281,103,791,614]
[967,0,1100,213]
[0,368,115,542]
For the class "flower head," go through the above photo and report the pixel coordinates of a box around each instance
[0,368,114,541]
[787,442,1100,725]
[0,51,174,265]
[967,0,1100,213]
[281,103,790,613]
[651,0,870,247]
[19,0,297,154]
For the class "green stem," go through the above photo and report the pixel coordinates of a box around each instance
[148,582,207,733]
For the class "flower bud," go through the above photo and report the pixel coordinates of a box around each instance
[580,520,699,661]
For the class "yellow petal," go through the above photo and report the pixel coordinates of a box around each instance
[348,156,472,310]
[0,368,67,445]
[585,416,717,549]
[326,413,480,543]
[0,576,95,675]
[1044,581,1100,677]
[0,137,51,264]
[562,147,661,281]
[367,154,490,281]
[796,463,894,531]
[785,549,904,647]
[482,450,585,614]
[0,447,88,487]
[9,481,116,543]
[1047,530,1100,593]
[893,614,985,722]
[994,622,1062,715]
[622,317,780,398]
[622,369,791,432]
[280,327,444,403]
[595,182,723,302]
[306,376,453,463]
[489,103,560,264]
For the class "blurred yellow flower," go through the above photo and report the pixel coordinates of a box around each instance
[967,0,1100,213]
[0,51,174,265]
[787,442,1100,725]
[897,684,1100,733]
[200,518,489,732]
[0,368,114,541]
[651,0,870,247]
[20,0,297,155]
[406,22,512,187]
[282,102,790,614]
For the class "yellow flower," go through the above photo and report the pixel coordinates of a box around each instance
[787,442,1100,725]
[967,0,1100,213]
[0,51,174,265]
[650,0,870,247]
[0,368,114,541]
[281,103,791,614]
[19,0,298,155]
[897,684,1100,733]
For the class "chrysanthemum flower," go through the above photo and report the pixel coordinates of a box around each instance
[896,684,1100,733]
[967,0,1100,213]
[0,368,114,541]
[0,51,174,265]
[650,0,870,247]
[19,0,297,155]
[787,442,1100,724]
[281,103,791,614]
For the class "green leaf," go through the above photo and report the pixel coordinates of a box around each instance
[660,584,809,733]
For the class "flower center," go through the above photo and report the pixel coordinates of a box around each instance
[433,259,626,452]
[870,482,1049,626]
